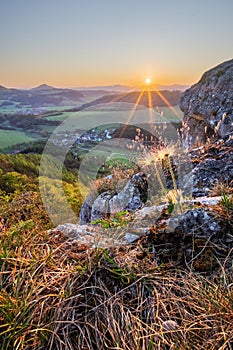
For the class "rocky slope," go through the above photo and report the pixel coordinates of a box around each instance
[180,59,233,148]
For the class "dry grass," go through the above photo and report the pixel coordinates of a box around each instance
[210,181,233,197]
[1,217,233,350]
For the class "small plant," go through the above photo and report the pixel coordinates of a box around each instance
[220,193,233,211]
[103,250,136,284]
[91,211,133,228]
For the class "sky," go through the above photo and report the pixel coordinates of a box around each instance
[1,0,233,88]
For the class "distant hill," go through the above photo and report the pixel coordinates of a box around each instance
[0,83,186,113]
[68,90,183,111]
[154,84,189,91]
[0,85,9,91]
[75,84,133,93]
[31,83,57,91]
[0,85,85,110]
[75,83,189,93]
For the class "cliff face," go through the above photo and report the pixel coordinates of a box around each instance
[180,59,233,148]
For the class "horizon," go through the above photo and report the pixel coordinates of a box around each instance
[1,0,233,89]
[0,81,190,90]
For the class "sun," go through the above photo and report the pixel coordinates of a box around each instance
[145,78,151,85]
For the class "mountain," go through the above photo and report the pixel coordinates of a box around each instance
[68,90,183,112]
[0,82,186,114]
[154,84,189,91]
[0,85,9,91]
[31,83,57,91]
[75,83,189,93]
[75,84,132,93]
[0,85,85,110]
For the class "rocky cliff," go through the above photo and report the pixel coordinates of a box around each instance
[180,59,233,148]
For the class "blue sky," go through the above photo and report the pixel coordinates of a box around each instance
[1,0,233,88]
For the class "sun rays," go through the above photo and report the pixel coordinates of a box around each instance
[151,87,182,120]
[119,88,146,138]
[118,79,181,140]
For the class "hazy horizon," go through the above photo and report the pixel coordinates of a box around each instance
[1,0,233,88]
[0,81,190,90]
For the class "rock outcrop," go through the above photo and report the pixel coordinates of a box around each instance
[184,136,233,197]
[52,196,223,246]
[80,173,148,224]
[180,59,233,148]
[52,195,232,271]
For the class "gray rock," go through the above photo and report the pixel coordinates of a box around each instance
[125,232,143,243]
[183,136,233,197]
[91,192,113,222]
[52,196,226,263]
[146,206,233,270]
[79,192,97,225]
[167,208,221,235]
[53,223,98,244]
[180,59,233,148]
[109,173,147,215]
[80,173,148,224]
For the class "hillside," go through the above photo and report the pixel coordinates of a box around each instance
[0,84,85,111]
[68,89,182,112]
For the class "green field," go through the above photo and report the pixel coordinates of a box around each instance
[0,106,182,152]
[45,106,182,131]
[0,130,39,150]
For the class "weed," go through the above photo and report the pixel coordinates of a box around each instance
[91,211,133,228]
[220,193,233,211]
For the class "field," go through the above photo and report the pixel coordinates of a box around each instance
[0,129,39,150]
[0,105,182,152]
[45,105,182,132]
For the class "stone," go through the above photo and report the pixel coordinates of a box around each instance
[125,232,143,243]
[91,192,113,222]
[145,206,233,271]
[167,208,221,234]
[79,192,97,225]
[109,173,148,215]
[80,173,148,224]
[52,223,98,244]
[180,59,233,148]
[183,136,233,197]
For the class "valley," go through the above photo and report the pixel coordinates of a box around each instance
[0,85,183,153]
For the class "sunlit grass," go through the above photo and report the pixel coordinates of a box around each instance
[1,219,233,349]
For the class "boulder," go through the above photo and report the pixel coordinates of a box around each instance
[91,192,113,222]
[180,59,233,148]
[80,173,148,224]
[52,223,99,244]
[109,173,148,214]
[52,197,232,271]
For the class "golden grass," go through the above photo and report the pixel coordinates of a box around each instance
[1,213,233,350]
